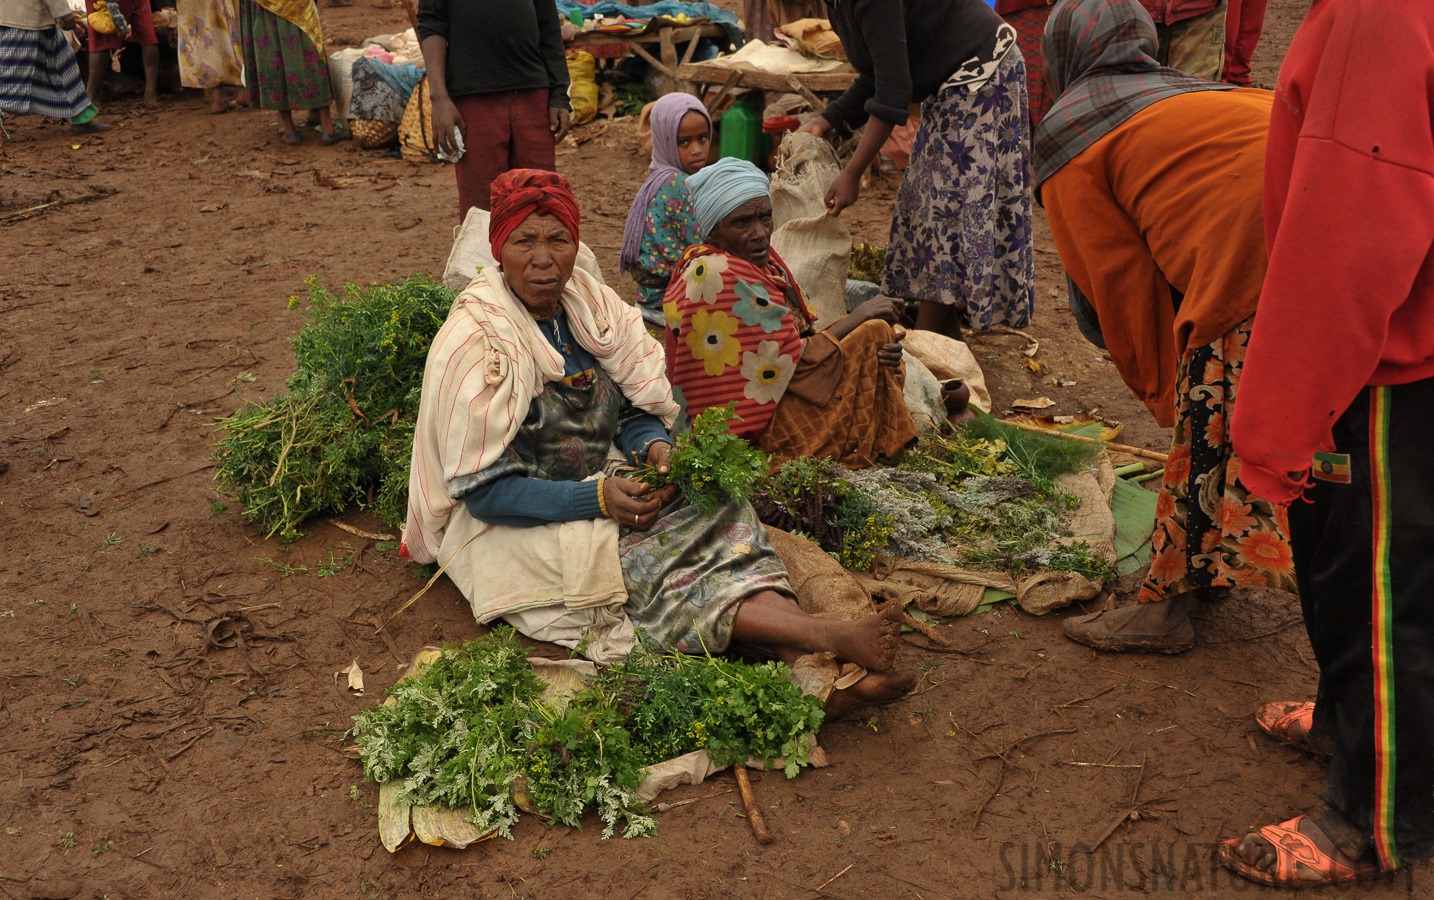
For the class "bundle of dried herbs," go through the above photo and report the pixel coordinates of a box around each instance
[212,276,452,540]
[753,421,1114,581]
[351,630,825,841]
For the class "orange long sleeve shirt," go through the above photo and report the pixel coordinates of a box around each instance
[1042,89,1274,428]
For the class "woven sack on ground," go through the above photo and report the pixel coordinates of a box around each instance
[399,76,441,164]
[899,329,992,413]
[769,132,851,330]
[351,118,398,149]
[327,48,363,127]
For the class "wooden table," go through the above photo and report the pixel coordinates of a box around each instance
[675,60,856,114]
[567,23,729,96]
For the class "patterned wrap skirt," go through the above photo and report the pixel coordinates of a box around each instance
[487,357,792,657]
[238,0,331,111]
[178,0,244,90]
[0,25,89,119]
[618,496,791,655]
[882,48,1036,332]
[1138,316,1299,602]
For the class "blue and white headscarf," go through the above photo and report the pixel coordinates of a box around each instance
[685,157,771,237]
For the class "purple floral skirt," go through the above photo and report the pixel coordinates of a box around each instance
[882,49,1035,332]
[238,0,332,111]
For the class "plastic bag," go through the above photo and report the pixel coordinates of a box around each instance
[566,51,598,126]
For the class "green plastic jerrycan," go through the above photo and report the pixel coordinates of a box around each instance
[718,95,767,168]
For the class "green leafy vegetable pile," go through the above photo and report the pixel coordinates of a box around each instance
[212,276,453,540]
[351,629,824,841]
[639,403,770,514]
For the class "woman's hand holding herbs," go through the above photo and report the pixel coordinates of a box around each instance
[603,476,670,531]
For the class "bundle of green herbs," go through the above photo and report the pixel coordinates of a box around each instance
[848,243,887,284]
[639,403,770,514]
[751,457,896,571]
[212,276,453,540]
[350,629,824,841]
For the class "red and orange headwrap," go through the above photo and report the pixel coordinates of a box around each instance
[488,169,582,261]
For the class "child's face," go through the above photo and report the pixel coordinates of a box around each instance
[677,112,711,176]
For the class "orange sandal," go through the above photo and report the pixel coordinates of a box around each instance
[1255,701,1316,752]
[1218,816,1380,887]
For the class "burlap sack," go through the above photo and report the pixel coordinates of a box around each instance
[442,207,606,292]
[900,329,992,413]
[769,132,851,330]
[777,17,846,59]
[766,527,875,621]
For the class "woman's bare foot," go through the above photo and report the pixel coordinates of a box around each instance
[824,669,916,719]
[830,602,904,672]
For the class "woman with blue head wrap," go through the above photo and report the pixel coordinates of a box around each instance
[662,158,922,468]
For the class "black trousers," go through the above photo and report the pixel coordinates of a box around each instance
[1291,378,1434,870]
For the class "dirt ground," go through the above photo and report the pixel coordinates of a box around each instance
[2,1,1427,898]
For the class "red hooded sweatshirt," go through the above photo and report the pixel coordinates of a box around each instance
[1231,0,1434,505]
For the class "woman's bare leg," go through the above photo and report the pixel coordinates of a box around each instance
[731,591,902,672]
[915,299,965,341]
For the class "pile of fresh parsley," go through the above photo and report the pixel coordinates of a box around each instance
[350,629,824,840]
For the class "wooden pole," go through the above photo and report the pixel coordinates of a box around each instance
[999,418,1170,464]
[733,765,774,845]
[399,0,420,34]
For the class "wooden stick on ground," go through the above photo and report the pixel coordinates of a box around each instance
[733,765,774,845]
[999,417,1170,463]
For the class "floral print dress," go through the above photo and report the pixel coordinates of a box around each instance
[882,41,1036,332]
[1137,317,1298,603]
[631,172,701,326]
[238,0,332,111]
[664,244,917,467]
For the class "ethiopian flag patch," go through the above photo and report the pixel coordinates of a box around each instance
[1312,451,1352,484]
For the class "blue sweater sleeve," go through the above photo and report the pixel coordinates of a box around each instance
[615,411,672,464]
[463,474,604,528]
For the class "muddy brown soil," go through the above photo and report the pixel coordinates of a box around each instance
[3,1,1426,897]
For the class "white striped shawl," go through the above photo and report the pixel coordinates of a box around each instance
[402,265,680,565]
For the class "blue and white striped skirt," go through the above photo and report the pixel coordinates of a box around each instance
[0,25,89,119]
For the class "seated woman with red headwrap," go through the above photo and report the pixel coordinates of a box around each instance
[665,159,920,468]
[403,169,913,709]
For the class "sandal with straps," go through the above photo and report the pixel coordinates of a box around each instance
[1218,816,1381,887]
[1255,701,1317,753]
